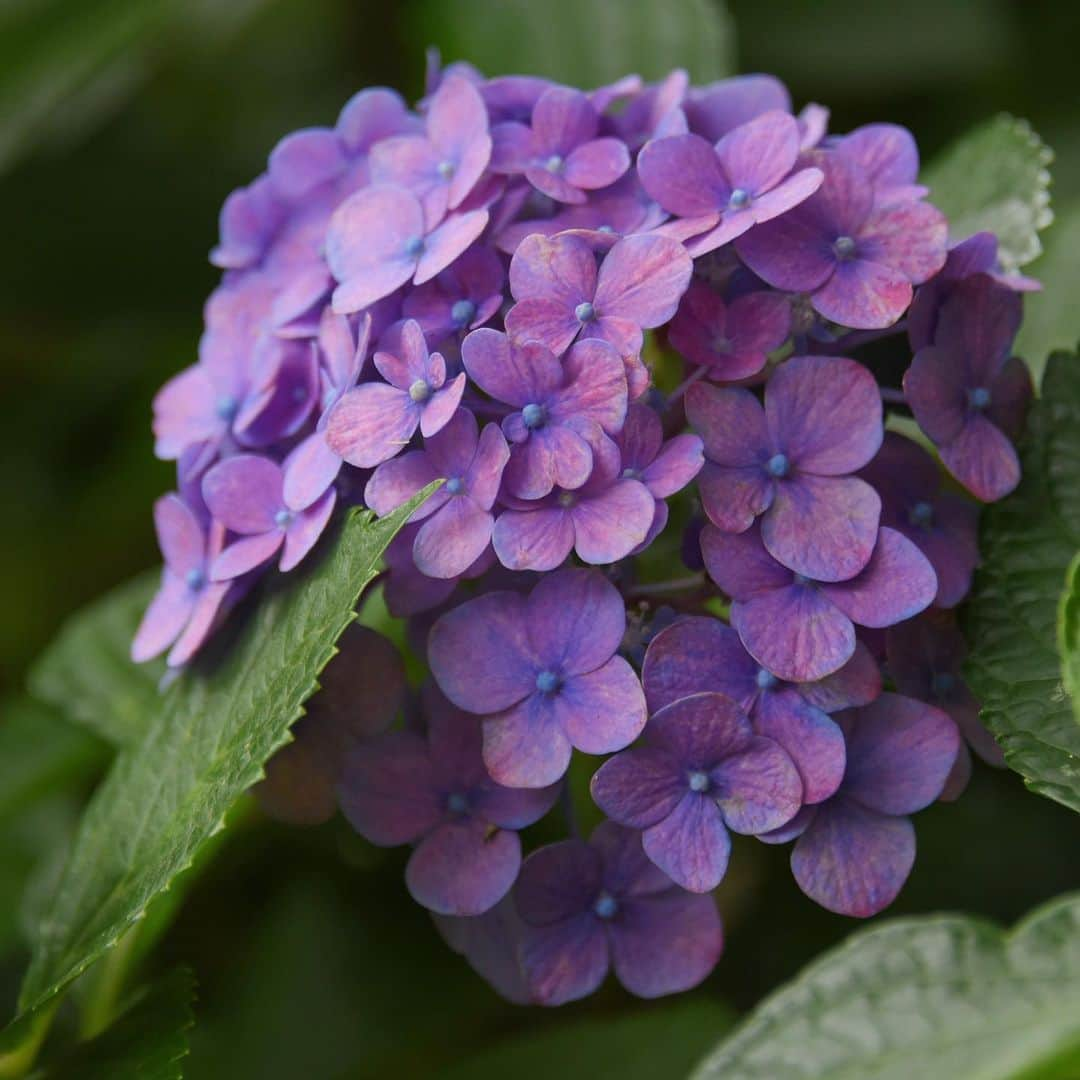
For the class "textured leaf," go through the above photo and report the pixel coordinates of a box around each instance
[692,892,1080,1080]
[41,967,196,1080]
[924,113,1053,272]
[964,350,1080,812]
[29,572,163,748]
[1060,553,1080,714]
[413,0,735,87]
[16,492,433,1018]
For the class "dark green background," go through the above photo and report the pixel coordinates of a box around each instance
[2,1,1079,1075]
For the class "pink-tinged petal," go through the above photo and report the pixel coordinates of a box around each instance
[526,568,627,675]
[903,345,969,444]
[728,288,792,353]
[735,208,836,294]
[571,479,655,564]
[505,424,594,500]
[466,422,511,510]
[685,74,791,142]
[519,914,609,1006]
[732,586,855,683]
[764,474,881,582]
[643,794,731,892]
[331,259,415,315]
[509,232,596,306]
[336,87,419,153]
[860,201,947,283]
[282,434,342,512]
[645,691,752,761]
[717,109,799,194]
[166,580,230,668]
[516,838,602,925]
[712,735,803,834]
[483,695,575,788]
[683,211,756,258]
[428,591,537,713]
[504,298,582,355]
[756,690,845,804]
[555,338,628,432]
[280,488,336,571]
[415,210,490,284]
[131,573,195,662]
[325,383,417,468]
[369,135,444,220]
[365,451,443,520]
[700,523,793,599]
[940,742,973,802]
[449,132,493,209]
[836,123,919,192]
[748,167,824,224]
[462,330,562,406]
[843,693,960,814]
[375,319,430,389]
[268,128,346,200]
[766,355,883,474]
[473,779,561,831]
[271,265,332,329]
[686,383,770,466]
[594,234,693,328]
[338,731,441,844]
[493,505,575,572]
[406,821,520,916]
[642,434,704,497]
[800,642,882,712]
[563,137,631,189]
[433,897,531,1006]
[533,86,597,151]
[210,531,283,581]
[152,365,219,459]
[428,74,489,168]
[419,372,466,437]
[822,527,937,628]
[154,494,205,576]
[201,454,282,533]
[812,258,912,330]
[791,798,915,917]
[699,462,775,534]
[525,164,588,204]
[609,891,723,998]
[555,657,647,755]
[591,748,685,829]
[939,416,1021,502]
[413,498,494,579]
[637,133,727,216]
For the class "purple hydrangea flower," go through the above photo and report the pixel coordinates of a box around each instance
[686,355,883,581]
[433,896,531,1005]
[339,687,559,916]
[504,232,693,397]
[461,329,628,499]
[203,454,336,579]
[326,185,489,314]
[131,494,233,667]
[428,569,647,787]
[326,319,466,468]
[492,431,656,572]
[641,616,884,804]
[210,175,286,271]
[638,110,824,256]
[683,74,791,142]
[490,85,631,204]
[859,432,980,607]
[401,244,505,345]
[591,692,802,892]
[614,404,704,549]
[365,407,509,579]
[369,74,492,229]
[763,693,959,917]
[514,821,723,1004]
[737,151,947,329]
[702,523,937,682]
[904,278,1032,502]
[604,69,689,150]
[668,281,791,382]
[833,123,926,207]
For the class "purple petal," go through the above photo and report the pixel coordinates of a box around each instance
[860,200,947,284]
[167,580,231,667]
[504,299,583,358]
[591,748,685,829]
[508,232,596,306]
[735,205,836,294]
[811,258,913,330]
[519,915,609,1006]
[413,498,494,579]
[365,451,443,520]
[336,87,419,153]
[756,690,846,803]
[716,109,798,195]
[642,794,731,892]
[492,505,575,571]
[415,210,490,284]
[151,365,220,460]
[571,479,655,564]
[646,691,753,763]
[419,372,466,438]
[554,657,647,756]
[465,421,511,510]
[483,695,575,788]
[282,433,342,512]
[939,416,1021,503]
[201,454,282,533]
[642,434,704,497]
[554,338,629,434]
[326,383,417,468]
[504,424,594,500]
[462,329,561,406]
[131,573,195,662]
[800,642,882,713]
[712,734,803,833]
[515,838,601,925]
[532,86,597,154]
[154,494,205,576]
[685,383,770,467]
[433,897,531,1005]
[210,531,282,581]
[268,128,346,200]
[473,779,561,831]
[698,462,775,534]
[563,137,631,189]
[637,133,727,216]
[747,167,824,224]
[684,74,791,142]
[700,523,793,600]
[279,489,336,571]
[835,123,919,193]
[594,234,694,328]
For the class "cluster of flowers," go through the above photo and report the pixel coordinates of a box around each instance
[133,59,1035,1005]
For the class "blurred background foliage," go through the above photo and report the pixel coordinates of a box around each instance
[1,0,1078,1076]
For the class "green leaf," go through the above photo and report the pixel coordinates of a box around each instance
[964,350,1080,813]
[28,572,163,748]
[412,0,735,87]
[16,493,433,1020]
[39,967,196,1080]
[691,892,1080,1080]
[923,113,1053,272]
[1059,553,1080,715]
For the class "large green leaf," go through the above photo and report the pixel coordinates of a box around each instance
[16,493,433,1019]
[412,0,735,87]
[1059,553,1080,714]
[923,113,1053,272]
[27,573,161,748]
[964,350,1080,812]
[691,892,1080,1080]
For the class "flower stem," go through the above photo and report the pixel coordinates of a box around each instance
[665,365,710,407]
[626,572,707,598]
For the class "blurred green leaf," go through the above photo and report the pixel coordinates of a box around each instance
[923,113,1053,272]
[16,491,434,1021]
[692,892,1080,1080]
[441,999,735,1080]
[28,573,161,748]
[39,967,195,1080]
[964,350,1080,813]
[1060,554,1080,717]
[412,0,735,86]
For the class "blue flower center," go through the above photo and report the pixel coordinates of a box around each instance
[931,671,956,696]
[451,298,477,326]
[756,667,778,690]
[968,386,992,410]
[909,500,934,528]
[522,402,546,429]
[833,235,857,259]
[575,301,595,323]
[687,770,711,793]
[766,453,790,478]
[728,187,751,210]
[446,791,469,815]
[592,891,618,919]
[445,476,465,495]
[535,669,562,695]
[404,235,425,258]
[544,154,564,173]
[409,379,432,403]
[274,509,293,528]
[185,568,205,590]
[597,224,615,234]
[215,395,239,421]
[621,466,641,480]
[436,159,455,179]
[712,335,733,353]
[557,491,577,509]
